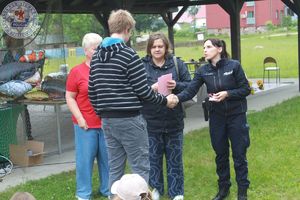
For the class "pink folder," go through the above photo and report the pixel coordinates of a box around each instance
[158,73,172,96]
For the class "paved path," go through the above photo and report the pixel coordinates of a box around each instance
[184,79,299,133]
[0,79,299,192]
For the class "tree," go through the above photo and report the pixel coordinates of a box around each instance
[187,6,199,32]
[133,14,166,34]
[38,14,104,45]
[38,14,165,45]
[282,16,293,30]
[62,14,104,44]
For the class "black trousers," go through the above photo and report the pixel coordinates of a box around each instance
[209,112,250,189]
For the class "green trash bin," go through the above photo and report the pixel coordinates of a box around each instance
[0,104,24,162]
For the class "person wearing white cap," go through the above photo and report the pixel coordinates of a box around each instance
[111,174,152,200]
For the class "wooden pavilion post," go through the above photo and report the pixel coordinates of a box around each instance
[94,12,110,37]
[161,6,188,54]
[281,0,300,91]
[218,0,244,62]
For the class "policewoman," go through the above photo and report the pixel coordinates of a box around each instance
[176,38,251,200]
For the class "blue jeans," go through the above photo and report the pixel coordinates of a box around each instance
[102,114,149,190]
[148,130,184,198]
[74,125,110,199]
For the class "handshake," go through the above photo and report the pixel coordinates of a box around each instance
[166,94,179,108]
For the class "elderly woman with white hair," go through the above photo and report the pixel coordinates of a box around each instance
[66,33,110,200]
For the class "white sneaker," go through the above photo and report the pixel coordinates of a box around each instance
[76,197,89,200]
[152,188,160,200]
[173,195,184,200]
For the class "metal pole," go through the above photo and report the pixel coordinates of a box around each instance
[55,104,62,154]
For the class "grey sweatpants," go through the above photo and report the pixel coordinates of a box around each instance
[102,114,150,191]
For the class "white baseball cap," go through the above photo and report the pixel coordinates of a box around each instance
[111,174,149,200]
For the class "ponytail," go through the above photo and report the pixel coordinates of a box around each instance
[220,40,229,59]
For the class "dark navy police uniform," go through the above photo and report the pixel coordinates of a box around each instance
[177,58,251,190]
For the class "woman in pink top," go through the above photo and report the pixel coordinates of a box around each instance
[66,33,109,200]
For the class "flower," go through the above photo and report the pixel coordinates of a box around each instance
[256,80,264,90]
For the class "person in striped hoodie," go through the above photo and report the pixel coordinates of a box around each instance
[88,9,177,197]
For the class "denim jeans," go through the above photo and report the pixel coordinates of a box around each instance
[102,114,150,190]
[74,125,110,199]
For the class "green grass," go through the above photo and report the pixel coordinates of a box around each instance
[43,31,298,78]
[43,56,85,76]
[1,96,300,199]
[174,33,298,78]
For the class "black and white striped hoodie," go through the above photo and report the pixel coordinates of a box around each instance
[88,41,167,118]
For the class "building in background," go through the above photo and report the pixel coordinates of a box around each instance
[176,6,206,28]
[206,0,296,35]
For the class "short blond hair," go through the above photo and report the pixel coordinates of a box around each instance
[9,192,36,200]
[82,33,102,49]
[108,9,136,34]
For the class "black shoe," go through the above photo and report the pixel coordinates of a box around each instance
[212,187,230,200]
[237,188,247,200]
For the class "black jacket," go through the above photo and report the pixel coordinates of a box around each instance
[177,58,251,116]
[141,55,191,133]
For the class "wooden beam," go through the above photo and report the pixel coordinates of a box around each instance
[217,0,231,13]
[167,12,175,54]
[161,12,171,26]
[94,12,110,37]
[218,0,244,62]
[161,12,175,54]
[103,0,122,9]
[171,5,188,26]
[161,6,186,27]
[122,0,136,10]
[1,0,267,14]
[282,0,300,91]
[281,0,300,15]
[129,6,173,14]
[134,0,216,7]
[92,0,104,6]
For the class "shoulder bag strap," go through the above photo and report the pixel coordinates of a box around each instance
[173,56,179,79]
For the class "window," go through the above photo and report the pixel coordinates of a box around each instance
[246,1,255,6]
[247,11,255,24]
[247,11,254,18]
[280,10,284,18]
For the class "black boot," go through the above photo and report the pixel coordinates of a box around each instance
[212,187,230,200]
[237,188,247,200]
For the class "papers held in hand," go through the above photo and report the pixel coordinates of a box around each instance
[158,73,172,96]
[209,96,218,101]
